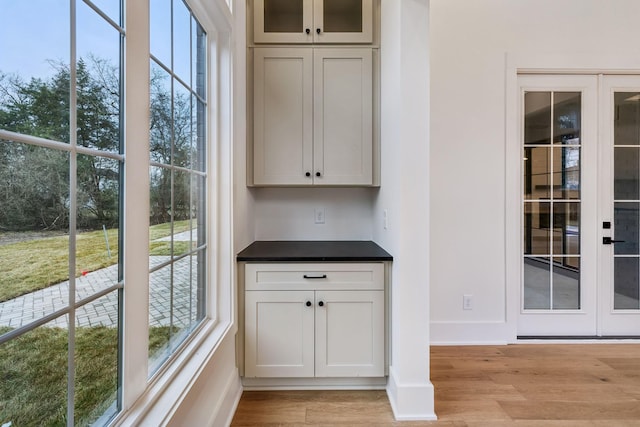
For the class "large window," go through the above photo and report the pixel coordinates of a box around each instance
[148,0,208,375]
[0,1,123,425]
[0,0,225,425]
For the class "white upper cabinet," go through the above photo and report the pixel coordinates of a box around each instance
[254,0,373,44]
[253,47,372,186]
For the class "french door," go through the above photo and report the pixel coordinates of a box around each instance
[518,74,640,337]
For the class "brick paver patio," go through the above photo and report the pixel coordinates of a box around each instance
[0,230,199,329]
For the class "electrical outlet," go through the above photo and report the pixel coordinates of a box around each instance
[315,208,325,224]
[463,294,473,310]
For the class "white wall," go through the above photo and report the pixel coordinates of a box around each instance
[252,188,375,240]
[430,0,640,344]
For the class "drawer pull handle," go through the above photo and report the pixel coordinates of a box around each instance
[318,301,324,307]
[306,301,312,307]
[303,274,327,279]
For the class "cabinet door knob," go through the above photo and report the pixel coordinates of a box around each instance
[316,28,321,34]
[315,171,321,177]
[306,28,310,34]
[305,172,311,177]
[318,301,324,307]
[306,301,312,307]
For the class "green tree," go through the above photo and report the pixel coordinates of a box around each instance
[0,57,121,231]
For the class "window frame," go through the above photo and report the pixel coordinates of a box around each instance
[115,0,235,423]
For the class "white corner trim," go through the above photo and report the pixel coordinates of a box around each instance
[386,366,436,421]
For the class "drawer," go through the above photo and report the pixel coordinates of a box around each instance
[245,263,384,291]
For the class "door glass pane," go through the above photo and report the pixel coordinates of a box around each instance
[553,257,580,309]
[323,0,362,33]
[553,147,580,200]
[614,147,640,200]
[524,257,550,309]
[524,202,550,255]
[614,202,639,255]
[614,257,640,309]
[614,92,640,146]
[524,92,551,145]
[523,91,581,312]
[552,202,580,255]
[523,147,550,200]
[613,91,640,313]
[264,0,304,33]
[554,92,581,144]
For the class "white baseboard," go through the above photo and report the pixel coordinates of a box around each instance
[386,366,436,421]
[430,321,511,345]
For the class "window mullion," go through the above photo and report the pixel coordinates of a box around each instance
[121,0,151,409]
[68,0,78,424]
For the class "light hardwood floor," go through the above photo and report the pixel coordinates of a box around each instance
[230,344,640,426]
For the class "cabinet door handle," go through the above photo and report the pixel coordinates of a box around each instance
[305,172,311,177]
[305,301,312,307]
[315,171,321,177]
[303,274,327,279]
[306,28,310,35]
[316,28,321,34]
[318,301,325,307]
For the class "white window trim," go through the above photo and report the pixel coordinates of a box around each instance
[114,0,235,424]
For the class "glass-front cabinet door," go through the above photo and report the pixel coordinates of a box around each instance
[253,0,372,44]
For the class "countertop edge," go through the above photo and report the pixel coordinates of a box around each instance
[236,240,393,262]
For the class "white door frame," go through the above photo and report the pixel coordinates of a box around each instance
[505,52,640,342]
[516,74,599,337]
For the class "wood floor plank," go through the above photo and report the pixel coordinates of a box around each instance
[513,383,638,402]
[230,344,640,426]
[499,401,640,420]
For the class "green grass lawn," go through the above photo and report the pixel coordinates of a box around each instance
[0,326,170,426]
[0,220,192,302]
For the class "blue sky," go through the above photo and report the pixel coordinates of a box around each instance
[0,1,191,82]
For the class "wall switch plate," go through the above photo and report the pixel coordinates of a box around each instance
[315,208,325,224]
[463,294,473,310]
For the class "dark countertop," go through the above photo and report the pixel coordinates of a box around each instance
[236,240,393,262]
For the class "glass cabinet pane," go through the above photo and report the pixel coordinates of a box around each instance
[323,0,362,33]
[264,0,304,33]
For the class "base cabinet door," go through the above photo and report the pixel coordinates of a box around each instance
[245,290,315,377]
[315,290,384,377]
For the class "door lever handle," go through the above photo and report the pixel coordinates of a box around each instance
[603,237,626,244]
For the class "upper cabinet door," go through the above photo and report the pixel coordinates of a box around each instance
[254,0,314,44]
[313,0,373,43]
[253,48,314,186]
[254,0,372,44]
[313,48,373,186]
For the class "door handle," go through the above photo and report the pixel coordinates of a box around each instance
[303,274,327,279]
[603,237,626,244]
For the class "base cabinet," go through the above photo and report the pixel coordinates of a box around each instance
[243,263,385,379]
